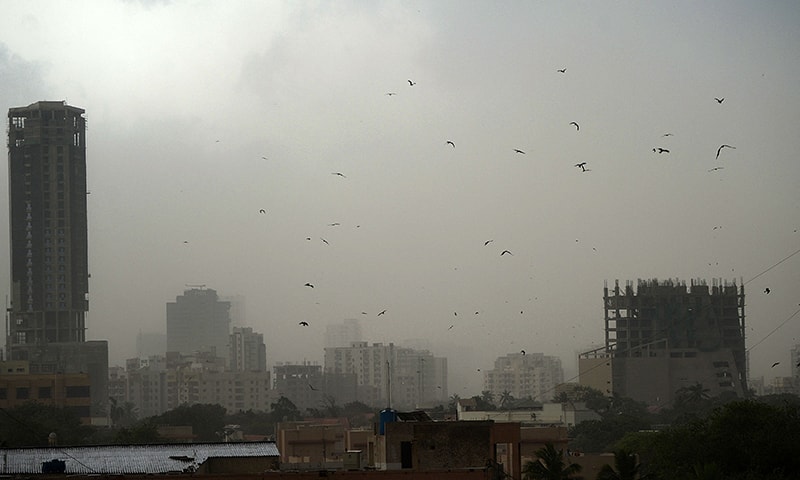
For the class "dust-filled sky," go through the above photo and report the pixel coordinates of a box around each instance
[1,1,799,397]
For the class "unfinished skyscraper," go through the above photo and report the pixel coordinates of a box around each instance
[580,278,747,405]
[5,101,107,419]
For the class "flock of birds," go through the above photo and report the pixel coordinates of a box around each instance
[230,64,798,392]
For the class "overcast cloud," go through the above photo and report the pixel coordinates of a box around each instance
[1,1,799,395]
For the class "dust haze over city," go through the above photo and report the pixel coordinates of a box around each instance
[1,1,799,398]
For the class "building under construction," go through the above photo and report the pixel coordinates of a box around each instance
[579,278,747,406]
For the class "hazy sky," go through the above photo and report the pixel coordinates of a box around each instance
[1,1,799,396]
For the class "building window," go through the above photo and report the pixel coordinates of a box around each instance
[38,386,52,398]
[16,387,30,400]
[0,388,6,399]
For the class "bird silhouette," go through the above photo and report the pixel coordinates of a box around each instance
[448,325,454,330]
[771,362,780,368]
[299,321,309,326]
[501,250,513,256]
[328,222,340,226]
[259,209,266,214]
[261,156,268,160]
[716,144,736,159]
[320,237,329,245]
[708,167,724,172]
[575,162,587,172]
[715,97,725,104]
[557,68,566,73]
[446,141,455,148]
[569,122,580,131]
[484,240,494,246]
[764,288,770,294]
[408,79,416,86]
[304,283,314,288]
[514,149,526,154]
[662,133,674,137]
[386,92,397,96]
[308,383,317,390]
[377,309,387,316]
[332,172,346,178]
[653,148,670,154]
[520,350,526,356]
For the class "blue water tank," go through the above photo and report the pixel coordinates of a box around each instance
[379,408,397,435]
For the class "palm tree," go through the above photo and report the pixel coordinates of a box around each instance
[499,390,515,410]
[676,383,710,405]
[522,443,582,480]
[596,449,647,480]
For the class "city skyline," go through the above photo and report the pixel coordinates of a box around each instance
[1,2,799,397]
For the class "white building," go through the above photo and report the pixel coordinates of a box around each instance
[484,352,564,402]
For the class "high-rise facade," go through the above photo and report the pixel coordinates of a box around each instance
[5,101,107,420]
[229,326,266,372]
[166,287,231,360]
[583,278,747,405]
[483,352,564,402]
[7,101,89,356]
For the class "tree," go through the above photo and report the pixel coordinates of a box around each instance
[447,394,461,414]
[109,397,138,427]
[481,390,496,409]
[0,402,92,446]
[499,390,515,410]
[112,420,163,444]
[675,383,710,405]
[522,443,583,480]
[151,403,227,442]
[271,396,302,423]
[596,449,647,480]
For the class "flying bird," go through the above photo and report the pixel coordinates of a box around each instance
[653,148,670,154]
[714,97,725,104]
[261,156,268,160]
[332,172,346,178]
[569,121,580,131]
[308,383,317,390]
[514,149,526,154]
[708,167,724,172]
[299,321,309,326]
[575,162,587,172]
[484,240,494,246]
[328,222,340,226]
[448,325,454,330]
[501,250,513,256]
[408,79,416,86]
[377,309,387,316]
[716,144,736,159]
[771,362,780,368]
[304,283,314,288]
[320,237,329,245]
[259,209,266,214]
[446,140,456,148]
[556,68,566,73]
[520,350,526,356]
[764,288,770,294]
[662,133,674,137]
[386,92,396,96]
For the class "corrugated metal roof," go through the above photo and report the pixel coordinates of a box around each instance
[0,442,280,474]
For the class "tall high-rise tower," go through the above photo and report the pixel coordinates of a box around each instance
[166,287,231,360]
[6,101,89,359]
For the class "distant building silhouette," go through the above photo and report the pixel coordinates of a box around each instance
[324,318,363,349]
[5,101,107,420]
[579,278,748,405]
[229,326,266,372]
[484,352,564,402]
[166,287,231,362]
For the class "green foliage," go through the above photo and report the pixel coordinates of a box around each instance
[569,414,650,454]
[614,399,800,479]
[112,420,164,444]
[596,449,647,480]
[0,402,92,446]
[150,403,227,442]
[522,443,583,480]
